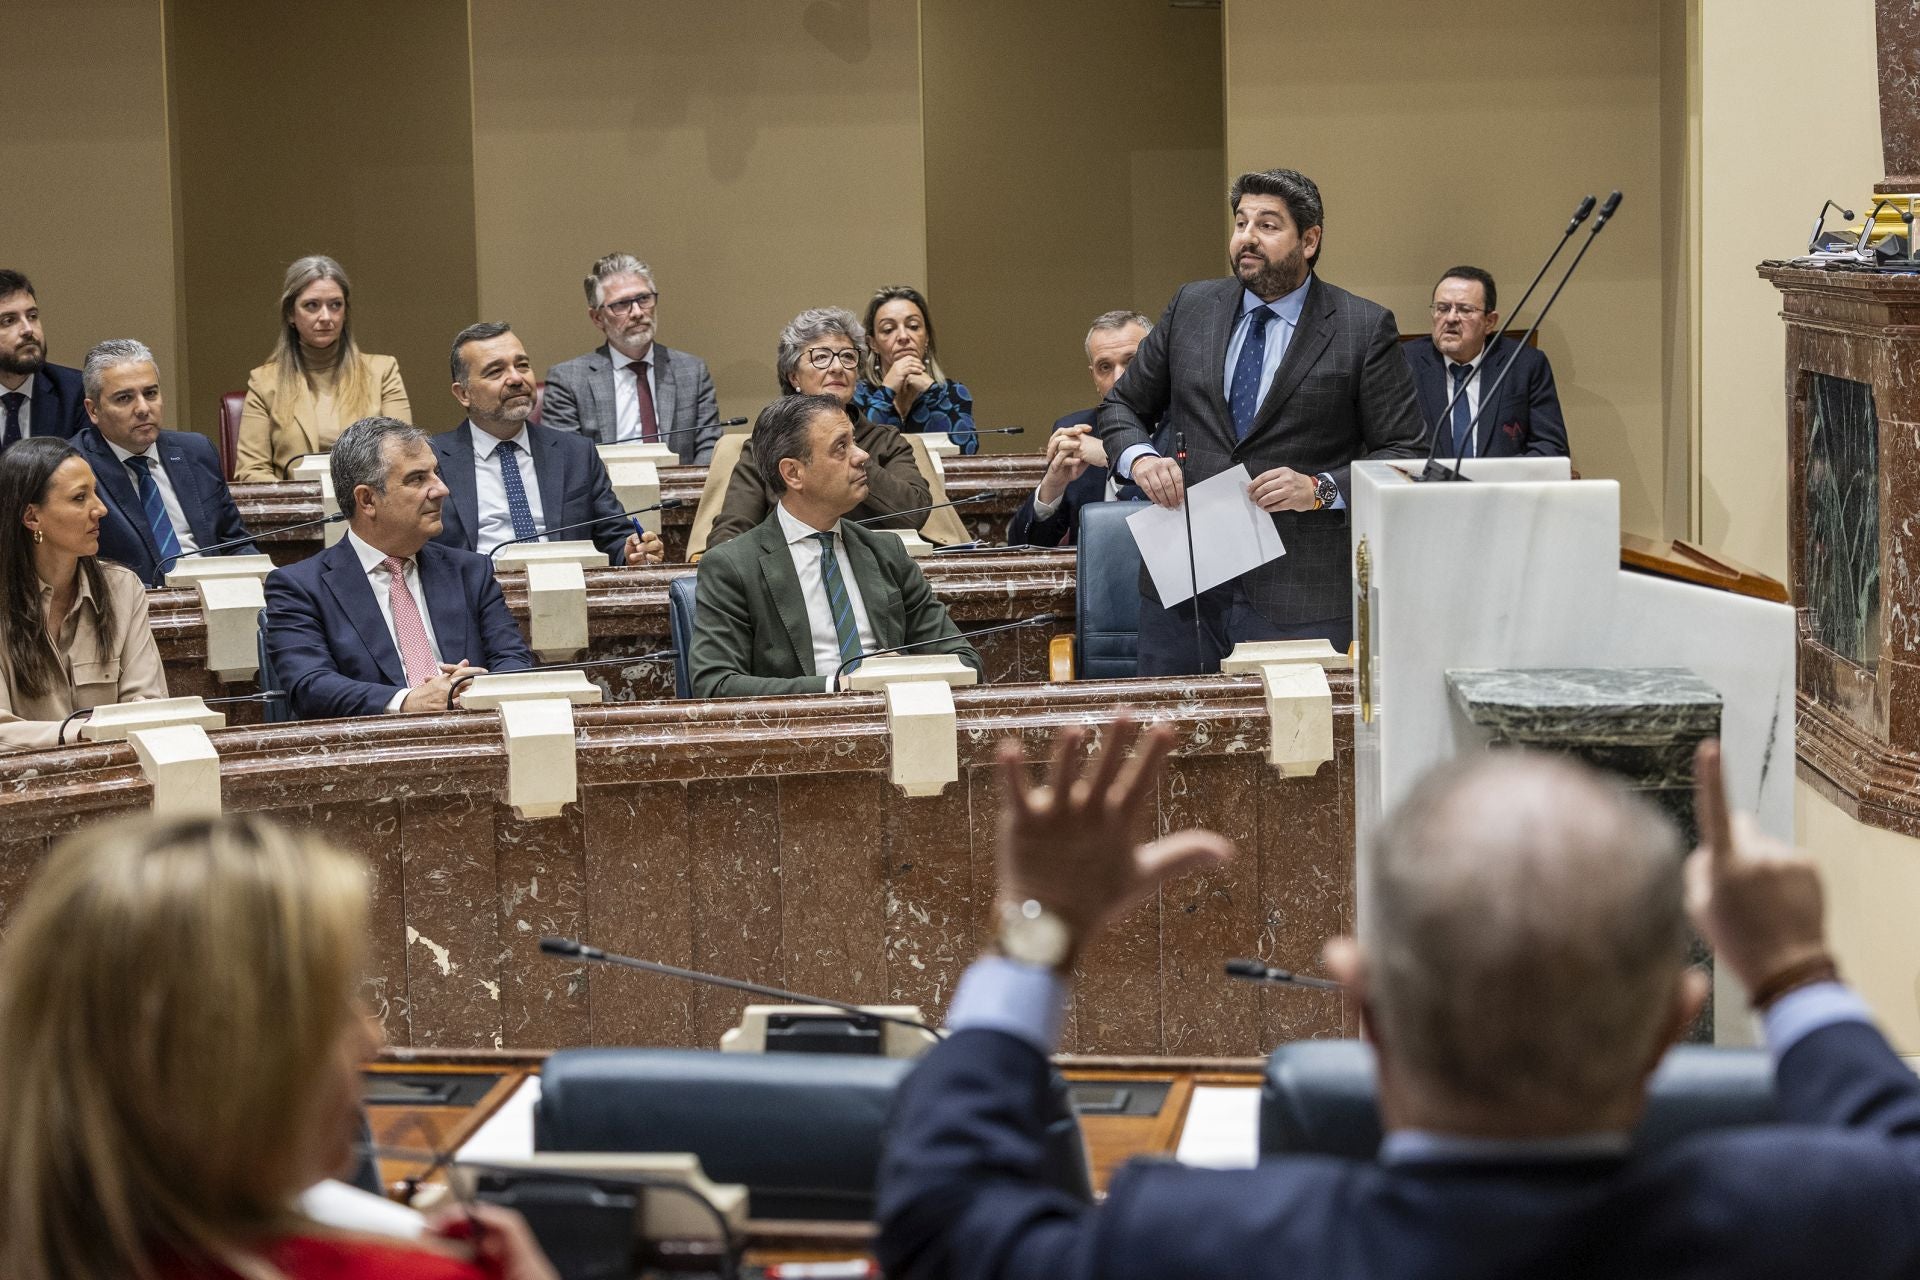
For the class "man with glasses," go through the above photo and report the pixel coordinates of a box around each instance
[541,253,723,464]
[1402,266,1568,460]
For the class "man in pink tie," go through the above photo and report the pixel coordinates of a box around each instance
[262,416,534,720]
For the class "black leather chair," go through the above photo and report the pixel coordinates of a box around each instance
[537,1047,1092,1221]
[666,575,698,699]
[257,625,294,723]
[1074,499,1149,679]
[1259,1039,1779,1159]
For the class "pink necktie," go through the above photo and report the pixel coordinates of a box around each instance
[381,556,438,687]
[631,359,659,442]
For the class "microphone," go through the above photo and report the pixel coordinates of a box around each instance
[851,490,1001,527]
[825,612,1058,689]
[1175,428,1204,667]
[1431,191,1622,483]
[713,416,749,429]
[447,647,675,704]
[969,426,1027,437]
[488,499,683,559]
[158,512,343,573]
[1416,194,1596,482]
[1224,957,1343,991]
[541,935,940,1039]
[1809,198,1858,253]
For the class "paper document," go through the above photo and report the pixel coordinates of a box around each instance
[1126,465,1286,606]
[1174,1086,1262,1169]
[455,1074,540,1163]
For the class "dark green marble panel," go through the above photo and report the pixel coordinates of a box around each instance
[1804,373,1880,669]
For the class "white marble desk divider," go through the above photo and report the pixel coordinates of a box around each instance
[489,541,607,660]
[460,670,604,820]
[164,553,276,681]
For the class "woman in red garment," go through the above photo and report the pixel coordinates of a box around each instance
[0,813,557,1280]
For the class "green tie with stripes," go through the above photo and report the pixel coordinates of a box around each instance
[813,530,864,668]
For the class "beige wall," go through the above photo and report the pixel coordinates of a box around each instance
[1225,0,1674,538]
[1798,781,1920,1051]
[1697,0,1880,579]
[467,1,928,429]
[167,0,478,436]
[14,0,181,411]
[920,0,1223,449]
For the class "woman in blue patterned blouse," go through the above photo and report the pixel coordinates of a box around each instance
[854,285,978,455]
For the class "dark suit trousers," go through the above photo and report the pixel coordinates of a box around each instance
[1138,581,1350,676]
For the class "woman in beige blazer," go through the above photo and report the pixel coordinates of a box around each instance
[0,439,167,749]
[233,255,411,481]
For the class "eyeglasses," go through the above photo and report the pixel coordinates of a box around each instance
[1430,302,1488,318]
[600,291,658,316]
[804,347,861,370]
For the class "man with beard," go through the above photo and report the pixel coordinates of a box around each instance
[0,270,88,450]
[430,322,663,565]
[1095,170,1426,674]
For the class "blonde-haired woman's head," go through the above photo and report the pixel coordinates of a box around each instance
[0,813,373,1280]
[270,255,373,415]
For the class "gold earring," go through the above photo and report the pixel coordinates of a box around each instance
[30,529,42,544]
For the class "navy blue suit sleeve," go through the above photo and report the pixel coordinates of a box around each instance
[470,560,534,671]
[1522,350,1570,458]
[1776,1020,1920,1151]
[877,1029,1106,1280]
[262,568,401,719]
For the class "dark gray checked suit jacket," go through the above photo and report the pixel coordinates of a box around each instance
[1095,274,1427,625]
[540,342,722,464]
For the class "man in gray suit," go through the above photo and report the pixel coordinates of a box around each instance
[1096,168,1427,674]
[540,253,723,464]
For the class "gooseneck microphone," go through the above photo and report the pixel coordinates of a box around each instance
[541,935,941,1039]
[851,490,1002,527]
[1417,194,1597,482]
[1224,957,1343,991]
[1809,198,1858,253]
[825,612,1059,689]
[1175,428,1204,667]
[487,498,684,559]
[1438,190,1623,482]
[158,511,344,574]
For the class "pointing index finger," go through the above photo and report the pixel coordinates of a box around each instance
[1693,739,1734,865]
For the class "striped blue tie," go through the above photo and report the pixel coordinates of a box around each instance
[813,531,863,667]
[495,439,539,541]
[1229,305,1274,440]
[124,456,181,566]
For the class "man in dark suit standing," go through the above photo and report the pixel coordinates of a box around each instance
[878,728,1920,1280]
[1403,265,1569,461]
[690,394,980,697]
[71,339,259,586]
[431,322,662,566]
[264,416,532,720]
[1096,170,1426,673]
[0,270,88,451]
[540,253,722,464]
[1007,310,1152,548]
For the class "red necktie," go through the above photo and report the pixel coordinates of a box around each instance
[382,556,438,686]
[631,359,659,442]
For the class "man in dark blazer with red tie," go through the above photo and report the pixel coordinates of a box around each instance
[1402,265,1569,463]
[878,726,1920,1280]
[1095,170,1427,674]
[0,270,88,451]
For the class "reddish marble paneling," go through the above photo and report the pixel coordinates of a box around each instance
[778,773,891,1007]
[495,801,590,1049]
[1159,754,1266,1056]
[882,774,975,1019]
[686,777,783,1046]
[0,833,51,936]
[580,781,696,1045]
[400,793,502,1047]
[304,798,410,1039]
[1256,748,1353,1046]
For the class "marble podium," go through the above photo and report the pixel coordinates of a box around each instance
[1349,459,1796,1042]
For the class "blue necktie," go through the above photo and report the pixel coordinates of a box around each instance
[813,531,863,667]
[1229,306,1274,440]
[1448,363,1475,458]
[495,439,539,541]
[124,455,182,566]
[1,392,22,451]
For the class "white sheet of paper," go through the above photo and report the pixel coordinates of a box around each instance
[1126,464,1286,606]
[455,1074,540,1162]
[1174,1085,1262,1169]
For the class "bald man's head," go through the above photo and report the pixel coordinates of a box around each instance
[1360,753,1689,1129]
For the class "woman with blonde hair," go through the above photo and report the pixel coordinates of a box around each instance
[0,813,556,1280]
[233,255,411,482]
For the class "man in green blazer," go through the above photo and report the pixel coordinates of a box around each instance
[690,394,981,698]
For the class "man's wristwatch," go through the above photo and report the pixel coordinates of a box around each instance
[998,899,1074,969]
[1312,473,1339,511]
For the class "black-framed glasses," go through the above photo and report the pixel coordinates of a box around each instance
[600,292,658,316]
[804,347,861,370]
[1430,302,1487,318]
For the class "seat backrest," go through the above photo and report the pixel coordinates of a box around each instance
[528,380,546,427]
[684,434,749,561]
[537,1046,1090,1221]
[257,625,294,723]
[1259,1039,1780,1160]
[666,574,698,699]
[219,390,245,480]
[897,433,970,547]
[1074,500,1148,679]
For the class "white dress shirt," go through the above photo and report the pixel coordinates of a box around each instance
[3,374,35,437]
[611,345,659,443]
[777,501,878,691]
[345,529,445,712]
[466,422,548,555]
[106,436,199,555]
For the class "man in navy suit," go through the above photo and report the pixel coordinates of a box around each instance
[1008,310,1152,548]
[878,723,1920,1279]
[71,339,259,586]
[264,416,532,720]
[1402,265,1569,461]
[0,270,88,450]
[431,322,662,566]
